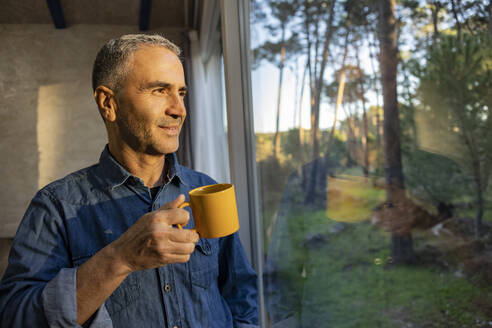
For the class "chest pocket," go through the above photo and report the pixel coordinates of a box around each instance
[190,238,219,289]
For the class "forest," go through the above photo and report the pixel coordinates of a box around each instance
[251,0,492,326]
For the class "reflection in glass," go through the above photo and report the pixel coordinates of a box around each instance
[250,0,492,327]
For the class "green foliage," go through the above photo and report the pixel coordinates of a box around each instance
[417,33,492,140]
[414,32,492,201]
[321,130,347,164]
[281,128,307,161]
[403,148,470,206]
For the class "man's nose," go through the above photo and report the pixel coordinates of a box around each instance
[166,92,186,119]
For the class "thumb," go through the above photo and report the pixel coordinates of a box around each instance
[160,194,186,210]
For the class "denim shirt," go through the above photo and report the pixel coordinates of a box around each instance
[0,147,259,328]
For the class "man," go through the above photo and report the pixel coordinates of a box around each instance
[0,34,258,327]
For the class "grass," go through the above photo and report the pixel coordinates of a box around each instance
[264,209,492,327]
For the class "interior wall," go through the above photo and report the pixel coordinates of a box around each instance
[0,24,183,238]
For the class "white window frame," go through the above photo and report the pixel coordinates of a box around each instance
[219,0,267,326]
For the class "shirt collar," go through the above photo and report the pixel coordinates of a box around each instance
[166,149,185,186]
[97,145,184,191]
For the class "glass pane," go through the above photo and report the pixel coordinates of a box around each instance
[250,0,492,327]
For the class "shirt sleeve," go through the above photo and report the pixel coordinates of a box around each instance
[0,190,112,328]
[218,232,259,327]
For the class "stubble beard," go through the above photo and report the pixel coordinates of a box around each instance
[117,113,179,156]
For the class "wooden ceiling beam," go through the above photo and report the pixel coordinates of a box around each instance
[139,0,152,31]
[46,0,66,29]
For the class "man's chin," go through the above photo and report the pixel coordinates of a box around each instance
[152,142,179,155]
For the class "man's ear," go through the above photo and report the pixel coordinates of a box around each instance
[94,86,118,123]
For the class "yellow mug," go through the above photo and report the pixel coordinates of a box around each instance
[178,183,240,238]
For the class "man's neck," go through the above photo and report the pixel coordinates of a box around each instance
[108,142,166,188]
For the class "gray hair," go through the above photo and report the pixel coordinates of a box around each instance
[92,34,181,93]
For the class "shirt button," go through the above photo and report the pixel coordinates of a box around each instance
[164,284,171,292]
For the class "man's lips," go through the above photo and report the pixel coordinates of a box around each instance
[158,125,179,135]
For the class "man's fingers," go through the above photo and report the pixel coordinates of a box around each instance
[157,195,189,227]
[149,227,198,248]
[165,241,196,255]
[159,253,191,264]
[160,194,186,210]
[169,229,199,244]
[152,208,190,228]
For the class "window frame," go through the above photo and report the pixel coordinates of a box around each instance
[219,0,267,326]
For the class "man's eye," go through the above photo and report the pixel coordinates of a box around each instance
[151,87,167,94]
[180,92,187,97]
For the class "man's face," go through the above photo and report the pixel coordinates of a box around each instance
[115,46,187,155]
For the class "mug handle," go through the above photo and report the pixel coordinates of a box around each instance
[176,202,191,229]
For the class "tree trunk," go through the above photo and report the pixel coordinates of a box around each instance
[326,30,349,155]
[298,62,308,161]
[456,113,485,239]
[304,0,315,150]
[469,145,484,238]
[450,0,462,43]
[368,29,383,171]
[343,105,358,165]
[310,0,336,161]
[356,43,369,177]
[431,1,440,44]
[376,108,382,170]
[379,0,414,263]
[345,112,355,162]
[326,70,345,152]
[273,30,286,162]
[379,0,404,192]
[361,107,369,176]
[293,60,299,129]
[353,115,362,165]
[475,178,484,238]
[305,0,336,206]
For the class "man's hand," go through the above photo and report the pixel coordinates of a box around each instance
[76,194,198,325]
[109,194,199,275]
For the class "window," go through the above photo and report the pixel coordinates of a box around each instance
[250,0,492,326]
